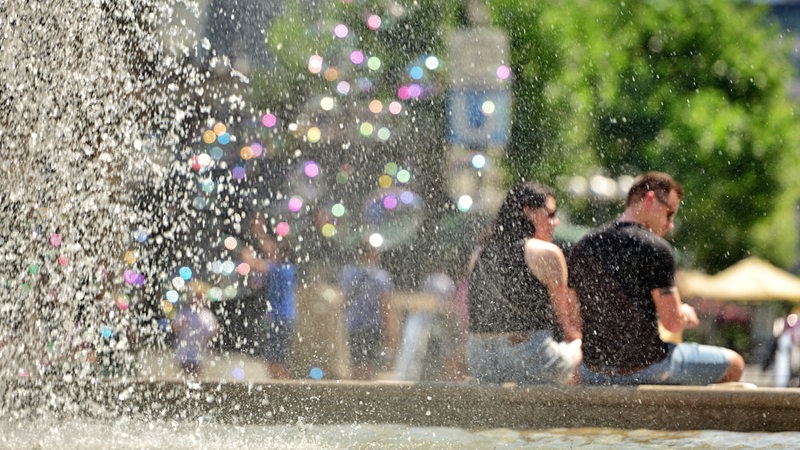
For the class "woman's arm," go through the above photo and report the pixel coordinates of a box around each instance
[524,239,582,342]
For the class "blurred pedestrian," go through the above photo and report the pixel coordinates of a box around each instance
[339,243,394,380]
[172,281,219,377]
[240,217,297,379]
[765,308,800,387]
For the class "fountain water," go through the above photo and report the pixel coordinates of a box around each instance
[3,1,800,447]
[1,0,448,415]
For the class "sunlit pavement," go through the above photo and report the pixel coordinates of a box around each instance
[135,349,274,383]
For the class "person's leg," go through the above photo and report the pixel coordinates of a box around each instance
[349,328,383,379]
[264,321,293,379]
[466,334,505,383]
[666,343,744,385]
[718,348,744,383]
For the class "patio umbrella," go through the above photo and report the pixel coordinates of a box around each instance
[678,257,800,302]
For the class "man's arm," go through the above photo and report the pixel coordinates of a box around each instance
[652,286,699,332]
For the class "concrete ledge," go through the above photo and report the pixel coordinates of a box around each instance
[4,379,799,432]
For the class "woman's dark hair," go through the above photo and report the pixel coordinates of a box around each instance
[490,182,553,244]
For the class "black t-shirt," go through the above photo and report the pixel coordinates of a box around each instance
[567,221,674,369]
[469,239,561,339]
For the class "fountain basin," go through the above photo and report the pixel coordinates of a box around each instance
[5,379,798,432]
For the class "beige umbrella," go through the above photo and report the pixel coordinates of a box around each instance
[678,257,800,302]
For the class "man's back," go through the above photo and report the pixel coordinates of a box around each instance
[568,221,673,369]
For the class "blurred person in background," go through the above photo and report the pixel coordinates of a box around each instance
[339,242,395,380]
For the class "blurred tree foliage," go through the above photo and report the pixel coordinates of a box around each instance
[486,0,800,272]
[254,0,464,284]
[258,0,800,273]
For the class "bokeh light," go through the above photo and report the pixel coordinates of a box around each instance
[368,233,384,248]
[307,127,321,143]
[210,146,224,160]
[367,14,382,30]
[368,99,383,113]
[171,276,185,289]
[221,260,236,276]
[261,113,277,128]
[334,23,348,38]
[367,56,381,71]
[378,174,393,188]
[336,81,351,95]
[425,56,439,70]
[396,169,411,184]
[166,290,179,303]
[308,54,323,74]
[192,197,206,210]
[384,162,398,176]
[197,153,212,167]
[276,221,291,237]
[324,67,339,81]
[350,50,364,65]
[231,166,246,180]
[457,195,474,212]
[124,250,138,265]
[321,223,336,237]
[115,294,130,311]
[359,122,374,136]
[472,153,487,169]
[397,86,410,100]
[208,287,223,302]
[178,266,193,280]
[288,196,304,212]
[383,194,398,210]
[320,96,335,111]
[304,160,320,178]
[224,236,238,250]
[250,142,264,158]
[357,77,373,92]
[496,64,511,80]
[331,203,346,217]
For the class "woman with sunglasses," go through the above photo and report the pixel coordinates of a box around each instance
[467,182,582,384]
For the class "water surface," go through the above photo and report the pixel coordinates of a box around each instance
[1,419,798,449]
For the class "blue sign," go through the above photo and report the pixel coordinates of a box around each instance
[447,89,510,147]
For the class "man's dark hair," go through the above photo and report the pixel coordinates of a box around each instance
[626,171,683,206]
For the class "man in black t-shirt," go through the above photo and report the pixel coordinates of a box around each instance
[568,172,744,385]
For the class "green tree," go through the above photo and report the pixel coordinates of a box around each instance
[488,0,800,272]
[254,0,463,284]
